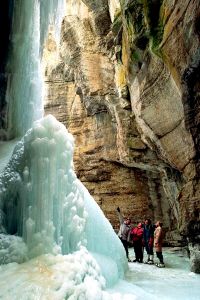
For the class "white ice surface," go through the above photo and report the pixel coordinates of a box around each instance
[119,248,200,300]
[0,140,19,173]
[0,248,199,300]
[0,115,127,296]
[0,115,198,300]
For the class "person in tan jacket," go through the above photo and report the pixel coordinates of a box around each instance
[154,221,165,267]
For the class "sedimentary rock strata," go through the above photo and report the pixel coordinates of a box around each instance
[43,0,200,268]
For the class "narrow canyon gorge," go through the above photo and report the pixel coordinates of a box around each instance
[0,2,199,297]
[42,0,200,272]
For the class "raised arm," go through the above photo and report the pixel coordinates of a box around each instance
[116,207,124,225]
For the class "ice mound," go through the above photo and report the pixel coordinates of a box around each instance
[0,248,106,300]
[0,115,127,294]
[0,234,28,264]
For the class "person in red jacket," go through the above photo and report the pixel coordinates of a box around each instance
[131,222,144,263]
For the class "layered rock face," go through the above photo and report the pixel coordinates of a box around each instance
[43,0,200,270]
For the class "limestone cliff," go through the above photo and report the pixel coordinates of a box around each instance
[43,0,200,271]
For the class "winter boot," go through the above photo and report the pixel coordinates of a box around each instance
[144,255,150,264]
[156,263,165,268]
[147,255,154,265]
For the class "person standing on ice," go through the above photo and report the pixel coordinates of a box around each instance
[130,222,144,263]
[116,207,131,262]
[143,218,155,264]
[154,221,165,268]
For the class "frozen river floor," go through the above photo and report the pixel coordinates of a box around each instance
[108,247,200,300]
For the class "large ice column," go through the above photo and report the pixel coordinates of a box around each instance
[6,0,42,137]
[78,182,127,286]
[5,0,65,138]
[0,0,127,295]
[0,115,127,287]
[21,115,87,257]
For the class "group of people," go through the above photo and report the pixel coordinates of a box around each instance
[116,207,165,268]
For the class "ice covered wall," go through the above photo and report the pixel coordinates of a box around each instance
[0,115,127,288]
[5,0,65,138]
[0,0,14,135]
[0,0,128,295]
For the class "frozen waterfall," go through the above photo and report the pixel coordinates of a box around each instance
[1,0,199,299]
[0,115,127,295]
[6,0,65,138]
[0,0,127,298]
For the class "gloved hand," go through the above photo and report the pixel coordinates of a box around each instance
[117,207,120,212]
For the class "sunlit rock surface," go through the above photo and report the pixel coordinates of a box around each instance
[43,0,177,238]
[118,0,200,231]
[42,0,200,271]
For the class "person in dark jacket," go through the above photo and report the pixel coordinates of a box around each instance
[131,222,144,263]
[116,207,131,262]
[143,218,155,264]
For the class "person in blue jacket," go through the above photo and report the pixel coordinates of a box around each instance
[143,218,155,264]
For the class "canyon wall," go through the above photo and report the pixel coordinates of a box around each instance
[43,0,200,270]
